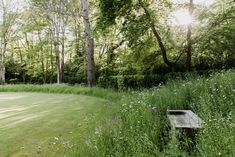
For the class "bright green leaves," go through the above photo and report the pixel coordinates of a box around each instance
[194,0,235,68]
[97,0,133,29]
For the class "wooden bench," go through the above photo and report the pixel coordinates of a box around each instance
[168,110,202,129]
[168,110,202,151]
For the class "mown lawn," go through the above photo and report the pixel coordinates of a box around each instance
[0,92,109,157]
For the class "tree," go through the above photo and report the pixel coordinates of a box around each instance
[194,0,235,69]
[186,0,193,71]
[0,0,234,86]
[81,0,96,86]
[0,0,17,83]
[138,0,175,69]
[32,0,71,84]
[97,0,184,71]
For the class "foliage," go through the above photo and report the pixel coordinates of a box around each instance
[0,0,233,87]
[97,0,133,29]
[194,0,235,70]
[84,70,235,156]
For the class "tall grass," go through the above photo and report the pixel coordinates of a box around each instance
[1,71,234,156]
[0,84,119,101]
[84,70,235,156]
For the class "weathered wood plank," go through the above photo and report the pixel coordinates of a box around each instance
[168,110,202,129]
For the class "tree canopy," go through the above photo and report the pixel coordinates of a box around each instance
[0,0,234,88]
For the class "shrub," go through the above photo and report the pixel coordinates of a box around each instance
[98,75,166,89]
[8,78,18,84]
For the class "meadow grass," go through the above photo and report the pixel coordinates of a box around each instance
[0,70,234,156]
[84,70,235,157]
[0,84,119,101]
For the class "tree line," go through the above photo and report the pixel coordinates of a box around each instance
[0,0,234,88]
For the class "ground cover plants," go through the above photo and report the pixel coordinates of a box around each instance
[0,70,234,156]
[84,70,235,157]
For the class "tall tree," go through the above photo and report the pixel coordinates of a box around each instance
[32,0,71,84]
[195,0,235,68]
[186,0,193,71]
[0,0,17,83]
[97,0,182,70]
[139,0,174,69]
[81,0,96,86]
[0,0,7,83]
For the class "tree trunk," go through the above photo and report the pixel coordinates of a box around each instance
[107,40,124,64]
[52,33,61,84]
[49,32,54,83]
[0,37,6,83]
[38,31,46,84]
[81,0,96,87]
[61,31,65,83]
[61,40,65,83]
[54,37,61,84]
[51,27,62,84]
[0,5,7,84]
[17,41,26,83]
[139,0,174,69]
[74,18,82,58]
[186,0,194,71]
[50,32,54,72]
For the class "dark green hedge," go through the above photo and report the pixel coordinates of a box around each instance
[98,70,220,90]
[98,74,166,89]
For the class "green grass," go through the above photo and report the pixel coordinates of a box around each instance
[0,84,119,101]
[0,70,234,156]
[0,92,112,157]
[84,70,235,157]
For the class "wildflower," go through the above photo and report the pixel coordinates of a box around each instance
[150,107,157,113]
[95,128,100,135]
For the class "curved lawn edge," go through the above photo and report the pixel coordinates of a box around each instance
[0,84,120,101]
[0,92,112,157]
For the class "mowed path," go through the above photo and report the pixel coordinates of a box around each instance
[0,92,108,157]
